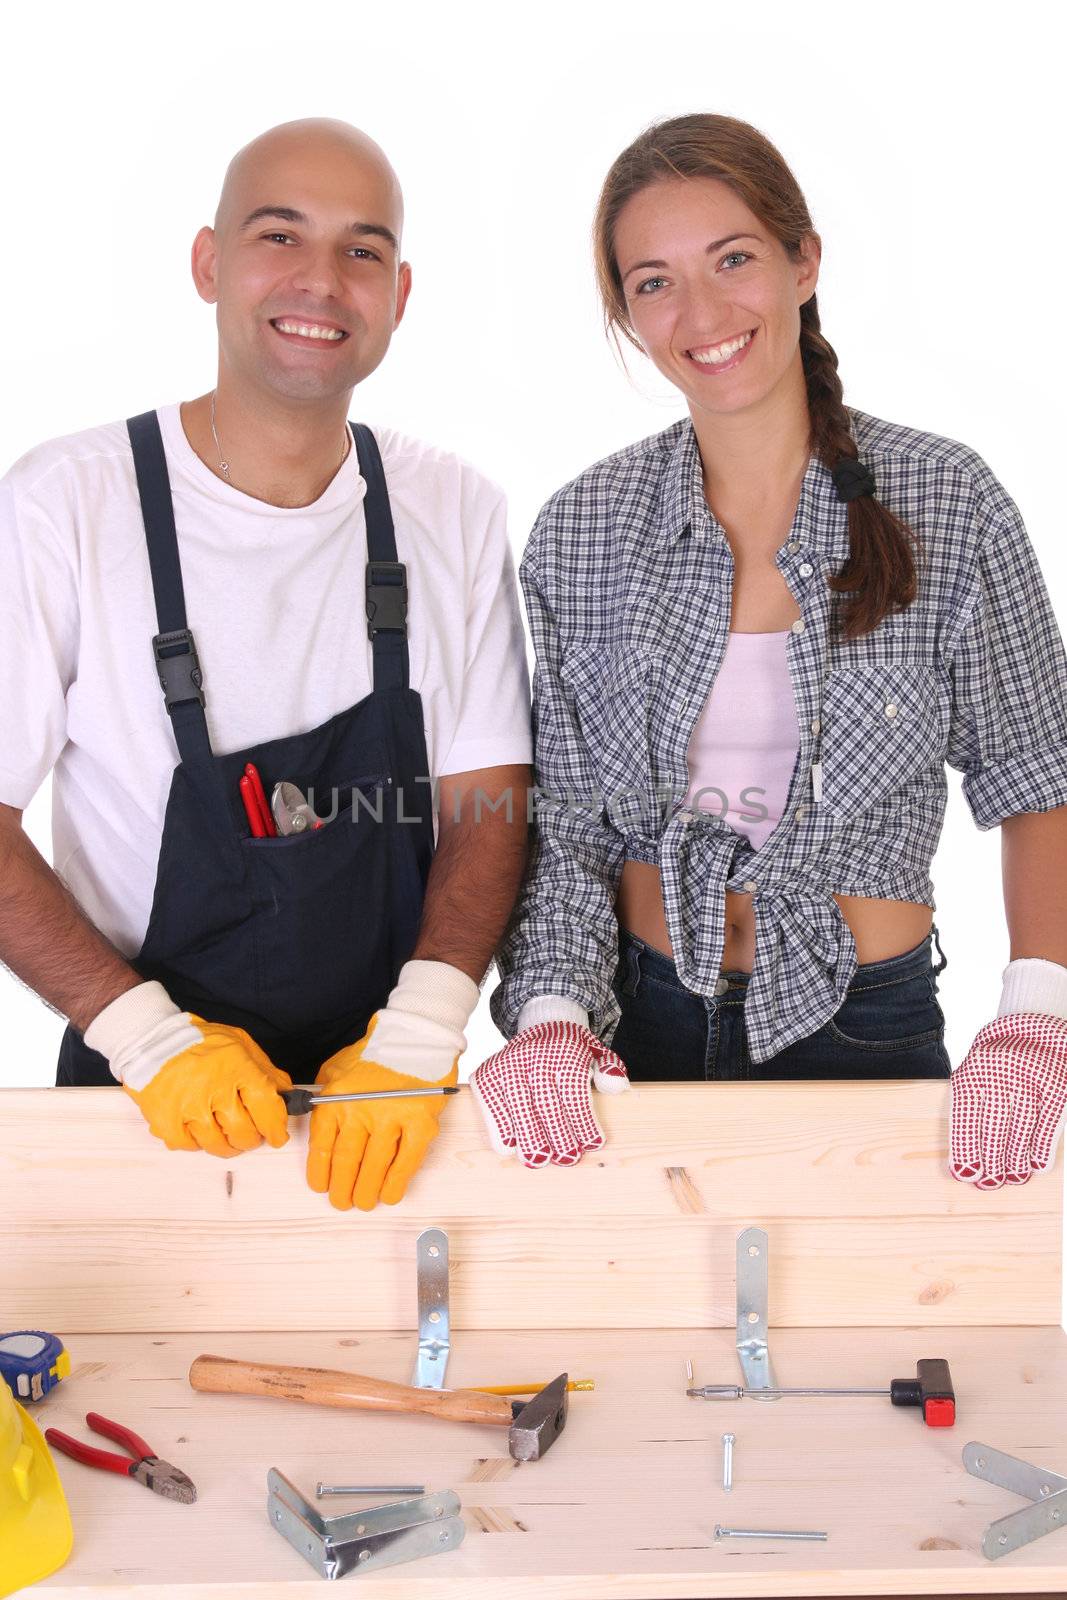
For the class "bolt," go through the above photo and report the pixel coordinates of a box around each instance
[722,1433,735,1492]
[316,1484,426,1498]
[715,1525,828,1542]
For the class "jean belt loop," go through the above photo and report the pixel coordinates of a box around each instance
[620,937,642,998]
[930,922,948,975]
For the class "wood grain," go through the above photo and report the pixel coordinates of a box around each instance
[29,1327,1067,1597]
[3,1083,1061,1331]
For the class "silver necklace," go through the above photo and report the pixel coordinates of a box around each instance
[209,390,350,482]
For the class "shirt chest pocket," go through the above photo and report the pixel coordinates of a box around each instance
[819,663,948,817]
[559,645,655,802]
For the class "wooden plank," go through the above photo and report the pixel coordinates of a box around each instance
[4,1084,1061,1331]
[31,1326,1067,1597]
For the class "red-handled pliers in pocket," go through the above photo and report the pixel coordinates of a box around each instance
[45,1411,197,1503]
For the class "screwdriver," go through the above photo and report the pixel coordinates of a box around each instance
[281,1086,460,1116]
[687,1358,955,1427]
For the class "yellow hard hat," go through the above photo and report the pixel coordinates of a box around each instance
[0,1377,73,1597]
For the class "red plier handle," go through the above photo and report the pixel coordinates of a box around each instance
[45,1411,154,1475]
[45,1411,197,1502]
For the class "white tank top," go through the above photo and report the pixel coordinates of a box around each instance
[682,630,800,851]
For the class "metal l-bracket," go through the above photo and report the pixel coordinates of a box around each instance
[412,1228,451,1389]
[963,1442,1067,1560]
[735,1227,778,1397]
[267,1469,464,1580]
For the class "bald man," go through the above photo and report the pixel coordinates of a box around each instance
[0,119,533,1209]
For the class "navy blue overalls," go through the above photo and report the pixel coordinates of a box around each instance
[57,410,435,1085]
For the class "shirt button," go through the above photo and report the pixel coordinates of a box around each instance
[795,806,808,822]
[714,978,730,996]
[799,562,813,577]
[786,540,800,554]
[810,717,821,734]
[790,619,805,634]
[743,879,758,893]
[885,702,898,718]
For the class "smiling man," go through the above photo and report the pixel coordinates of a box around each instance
[0,119,532,1209]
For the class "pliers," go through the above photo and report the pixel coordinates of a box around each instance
[45,1411,197,1503]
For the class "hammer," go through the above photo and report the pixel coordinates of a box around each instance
[188,1355,569,1462]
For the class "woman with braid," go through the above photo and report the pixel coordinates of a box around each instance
[470,113,1067,1191]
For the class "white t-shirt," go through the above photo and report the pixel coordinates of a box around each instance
[0,403,532,956]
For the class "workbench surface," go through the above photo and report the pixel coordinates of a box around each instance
[26,1324,1067,1597]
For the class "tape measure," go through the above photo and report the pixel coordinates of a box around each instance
[0,1331,70,1402]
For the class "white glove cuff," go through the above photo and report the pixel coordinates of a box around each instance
[83,980,200,1090]
[84,981,182,1062]
[387,960,480,1033]
[364,962,478,1082]
[997,958,1067,1024]
[516,996,589,1032]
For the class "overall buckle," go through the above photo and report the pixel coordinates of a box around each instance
[366,561,408,638]
[152,629,205,711]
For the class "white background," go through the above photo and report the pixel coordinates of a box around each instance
[2,0,1065,1295]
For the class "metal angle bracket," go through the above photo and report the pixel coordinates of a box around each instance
[735,1227,779,1397]
[963,1442,1067,1561]
[267,1469,465,1580]
[412,1227,451,1389]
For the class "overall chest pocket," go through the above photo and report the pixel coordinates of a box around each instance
[559,646,656,812]
[819,663,947,818]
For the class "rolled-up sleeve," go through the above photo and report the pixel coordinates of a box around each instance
[945,477,1067,830]
[489,541,625,1039]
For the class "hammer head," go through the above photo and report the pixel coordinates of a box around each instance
[508,1373,568,1462]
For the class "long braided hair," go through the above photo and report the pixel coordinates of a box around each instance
[592,114,919,642]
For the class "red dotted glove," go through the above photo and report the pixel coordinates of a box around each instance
[470,1021,629,1168]
[950,1012,1067,1189]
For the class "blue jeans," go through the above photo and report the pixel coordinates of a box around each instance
[610,924,950,1081]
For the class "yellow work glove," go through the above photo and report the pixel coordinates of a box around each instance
[306,961,478,1211]
[84,980,291,1157]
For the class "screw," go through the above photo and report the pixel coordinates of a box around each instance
[722,1433,735,1492]
[715,1525,828,1542]
[317,1484,426,1497]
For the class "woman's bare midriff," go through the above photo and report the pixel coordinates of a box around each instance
[615,859,933,970]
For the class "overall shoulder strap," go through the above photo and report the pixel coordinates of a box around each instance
[351,422,409,693]
[127,410,211,763]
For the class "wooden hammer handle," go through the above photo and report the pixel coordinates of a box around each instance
[189,1355,514,1427]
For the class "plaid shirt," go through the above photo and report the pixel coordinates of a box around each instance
[490,408,1067,1063]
